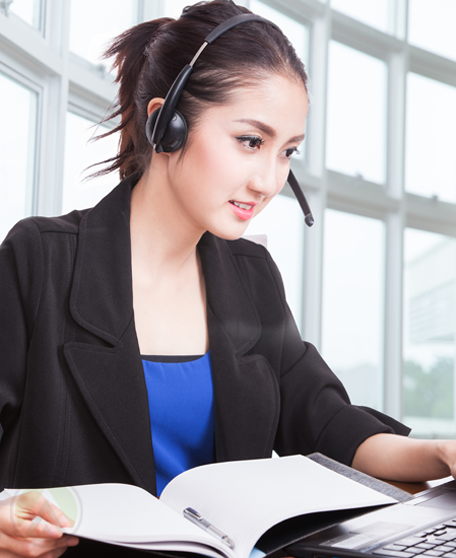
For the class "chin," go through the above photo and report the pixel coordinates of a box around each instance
[207,225,249,242]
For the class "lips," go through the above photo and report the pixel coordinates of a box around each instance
[229,200,257,220]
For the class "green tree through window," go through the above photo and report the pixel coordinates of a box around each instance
[403,358,453,419]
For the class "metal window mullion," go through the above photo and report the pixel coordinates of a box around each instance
[383,23,406,419]
[35,0,70,217]
[300,5,330,348]
[0,16,48,223]
[384,209,405,419]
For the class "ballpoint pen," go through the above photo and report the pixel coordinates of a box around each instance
[183,507,235,549]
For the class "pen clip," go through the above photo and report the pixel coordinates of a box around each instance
[184,507,202,521]
[183,507,235,549]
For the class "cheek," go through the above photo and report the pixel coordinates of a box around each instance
[184,135,242,196]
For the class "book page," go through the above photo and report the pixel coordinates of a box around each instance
[160,455,396,558]
[7,484,233,558]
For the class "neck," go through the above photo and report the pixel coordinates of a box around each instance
[130,164,204,273]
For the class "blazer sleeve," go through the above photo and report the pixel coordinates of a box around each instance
[0,219,43,437]
[261,250,411,466]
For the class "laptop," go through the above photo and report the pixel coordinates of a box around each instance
[285,477,456,558]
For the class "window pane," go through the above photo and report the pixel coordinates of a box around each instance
[10,0,42,29]
[322,210,385,409]
[69,0,138,67]
[164,0,198,18]
[405,73,456,203]
[408,0,456,62]
[331,0,390,34]
[245,194,304,331]
[62,113,119,214]
[0,72,37,242]
[326,42,387,184]
[403,229,456,437]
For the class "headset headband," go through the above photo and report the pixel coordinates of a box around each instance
[151,14,280,151]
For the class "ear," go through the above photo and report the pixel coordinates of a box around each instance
[147,98,165,118]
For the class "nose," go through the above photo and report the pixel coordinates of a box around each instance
[247,169,278,199]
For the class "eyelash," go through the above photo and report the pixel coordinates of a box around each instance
[236,135,265,150]
[235,135,300,159]
[284,147,300,159]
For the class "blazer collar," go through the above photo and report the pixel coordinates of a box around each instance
[70,175,262,354]
[198,233,262,355]
[69,175,137,346]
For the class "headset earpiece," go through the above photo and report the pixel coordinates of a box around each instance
[146,107,188,153]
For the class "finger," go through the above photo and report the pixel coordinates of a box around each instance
[0,533,79,557]
[0,497,65,541]
[16,492,72,528]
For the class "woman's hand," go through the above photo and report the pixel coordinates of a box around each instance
[352,433,456,482]
[0,490,79,557]
[437,439,456,479]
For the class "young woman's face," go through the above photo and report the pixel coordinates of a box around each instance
[166,73,309,240]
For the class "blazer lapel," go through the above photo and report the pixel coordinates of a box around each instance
[199,234,281,462]
[64,177,156,493]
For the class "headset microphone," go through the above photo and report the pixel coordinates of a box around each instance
[145,13,314,227]
[287,170,314,227]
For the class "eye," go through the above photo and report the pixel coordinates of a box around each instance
[283,147,301,159]
[236,135,265,150]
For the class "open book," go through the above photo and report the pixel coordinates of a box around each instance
[8,455,398,558]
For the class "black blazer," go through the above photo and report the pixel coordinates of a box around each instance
[0,174,408,495]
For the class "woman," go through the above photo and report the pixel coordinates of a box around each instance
[0,1,455,556]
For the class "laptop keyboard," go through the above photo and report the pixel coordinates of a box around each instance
[373,519,456,558]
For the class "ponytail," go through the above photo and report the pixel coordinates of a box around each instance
[95,18,172,180]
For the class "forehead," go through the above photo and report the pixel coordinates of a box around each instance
[198,74,309,135]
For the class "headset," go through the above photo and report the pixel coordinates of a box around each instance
[145,13,314,227]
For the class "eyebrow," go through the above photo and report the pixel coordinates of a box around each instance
[234,118,305,143]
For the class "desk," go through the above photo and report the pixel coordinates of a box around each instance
[385,476,453,495]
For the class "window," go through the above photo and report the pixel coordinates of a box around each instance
[408,0,456,62]
[69,0,139,68]
[322,210,385,410]
[9,0,43,30]
[0,70,38,242]
[330,0,391,34]
[405,73,456,203]
[403,229,456,437]
[326,42,387,184]
[62,112,119,214]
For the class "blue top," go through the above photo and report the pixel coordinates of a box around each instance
[142,352,215,496]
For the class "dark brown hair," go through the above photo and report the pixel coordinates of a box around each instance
[98,0,308,180]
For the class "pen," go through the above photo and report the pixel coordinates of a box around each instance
[183,507,235,549]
